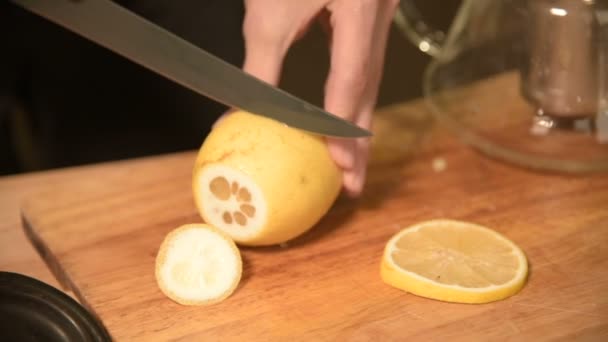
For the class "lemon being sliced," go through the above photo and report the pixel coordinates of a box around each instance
[155,224,242,305]
[381,219,528,304]
[192,110,341,246]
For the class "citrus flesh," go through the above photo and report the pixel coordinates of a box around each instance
[155,224,242,305]
[381,219,528,304]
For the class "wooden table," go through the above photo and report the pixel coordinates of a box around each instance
[2,74,608,341]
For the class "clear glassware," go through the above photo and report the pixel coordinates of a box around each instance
[395,0,608,172]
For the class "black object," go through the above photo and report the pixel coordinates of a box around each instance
[1,0,245,175]
[0,272,111,342]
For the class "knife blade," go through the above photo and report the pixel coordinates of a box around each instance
[11,0,371,138]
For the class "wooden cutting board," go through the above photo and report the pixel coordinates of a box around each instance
[21,75,608,341]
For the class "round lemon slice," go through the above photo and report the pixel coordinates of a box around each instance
[155,224,242,305]
[381,219,528,304]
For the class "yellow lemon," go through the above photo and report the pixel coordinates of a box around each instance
[155,224,242,305]
[381,219,528,304]
[192,111,342,246]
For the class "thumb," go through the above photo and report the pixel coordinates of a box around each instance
[241,4,292,85]
[241,0,327,84]
[215,4,293,127]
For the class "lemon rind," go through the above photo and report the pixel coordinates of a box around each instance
[380,219,528,304]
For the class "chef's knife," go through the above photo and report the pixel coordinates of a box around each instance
[11,0,371,138]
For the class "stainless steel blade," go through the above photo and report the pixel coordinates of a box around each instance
[12,0,371,138]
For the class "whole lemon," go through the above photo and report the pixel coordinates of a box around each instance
[192,111,342,246]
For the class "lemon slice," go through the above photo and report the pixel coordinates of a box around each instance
[155,224,242,305]
[381,219,528,304]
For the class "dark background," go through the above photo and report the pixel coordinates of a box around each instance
[0,1,459,176]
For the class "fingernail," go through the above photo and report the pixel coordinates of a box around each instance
[343,171,364,198]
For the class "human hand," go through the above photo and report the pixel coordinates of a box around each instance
[241,0,399,197]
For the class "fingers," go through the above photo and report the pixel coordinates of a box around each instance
[239,0,398,197]
[324,0,398,196]
[324,1,376,175]
[241,10,287,85]
[341,139,370,197]
[324,1,377,123]
[215,1,326,129]
[241,0,326,85]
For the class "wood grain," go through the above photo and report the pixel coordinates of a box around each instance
[20,74,608,341]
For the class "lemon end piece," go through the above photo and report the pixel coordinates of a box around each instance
[155,223,242,306]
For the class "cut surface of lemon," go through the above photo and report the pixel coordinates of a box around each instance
[381,219,528,304]
[155,224,242,305]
